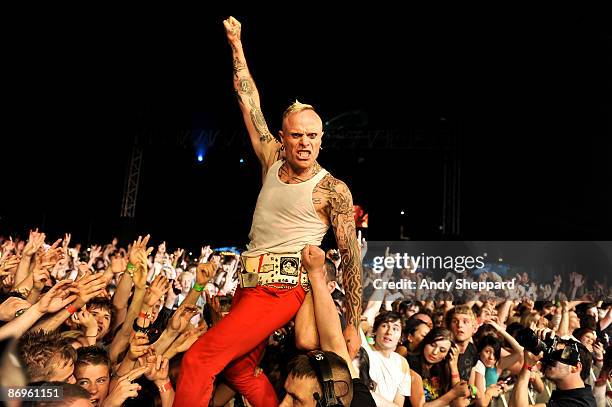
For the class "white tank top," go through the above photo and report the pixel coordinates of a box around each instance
[243,160,330,257]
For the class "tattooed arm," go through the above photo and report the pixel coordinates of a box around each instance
[223,16,282,177]
[323,175,363,357]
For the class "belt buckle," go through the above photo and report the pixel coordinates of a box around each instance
[241,272,259,288]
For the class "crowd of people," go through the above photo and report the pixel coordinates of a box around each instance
[1,14,610,407]
[0,231,611,406]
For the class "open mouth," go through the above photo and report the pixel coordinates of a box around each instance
[297,151,311,160]
[90,398,99,406]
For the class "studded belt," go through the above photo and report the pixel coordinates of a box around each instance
[240,252,310,291]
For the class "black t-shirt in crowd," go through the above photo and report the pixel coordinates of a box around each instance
[458,342,478,381]
[547,385,596,407]
[351,378,376,407]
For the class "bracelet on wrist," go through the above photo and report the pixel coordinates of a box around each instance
[138,311,151,320]
[66,305,78,315]
[469,384,478,399]
[158,381,173,393]
[193,282,205,292]
[127,262,136,278]
[523,363,533,371]
[132,318,150,333]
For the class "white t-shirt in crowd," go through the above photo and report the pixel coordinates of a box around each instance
[361,331,411,404]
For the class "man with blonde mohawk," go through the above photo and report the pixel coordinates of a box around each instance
[174,16,363,407]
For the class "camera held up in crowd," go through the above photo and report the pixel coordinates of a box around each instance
[517,328,583,368]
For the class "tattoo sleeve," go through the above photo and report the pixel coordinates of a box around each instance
[229,42,275,144]
[327,178,363,328]
[232,57,246,77]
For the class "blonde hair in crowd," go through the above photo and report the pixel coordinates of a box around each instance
[452,305,476,321]
[283,100,315,119]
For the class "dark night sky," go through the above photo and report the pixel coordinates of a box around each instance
[2,10,611,250]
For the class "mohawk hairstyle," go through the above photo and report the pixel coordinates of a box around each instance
[282,100,315,119]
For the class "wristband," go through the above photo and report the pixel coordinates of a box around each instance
[451,373,460,379]
[470,384,478,399]
[66,305,78,315]
[132,318,150,333]
[193,282,205,292]
[127,262,136,278]
[158,380,173,393]
[138,311,150,320]
[523,363,533,371]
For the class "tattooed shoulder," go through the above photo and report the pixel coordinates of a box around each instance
[314,174,353,216]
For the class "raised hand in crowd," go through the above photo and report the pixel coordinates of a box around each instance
[110,251,127,274]
[72,272,108,309]
[171,325,207,354]
[23,229,45,257]
[72,307,98,344]
[196,260,218,286]
[143,275,171,311]
[168,304,199,334]
[1,254,20,278]
[201,245,213,262]
[165,279,181,307]
[104,366,148,407]
[128,331,152,361]
[172,248,184,266]
[132,251,150,290]
[204,292,224,326]
[1,237,16,254]
[31,257,54,291]
[128,234,152,267]
[0,296,31,322]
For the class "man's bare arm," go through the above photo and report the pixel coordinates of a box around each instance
[223,16,281,175]
[321,176,363,329]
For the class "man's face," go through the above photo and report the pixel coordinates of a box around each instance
[451,313,475,343]
[180,273,194,292]
[75,364,110,406]
[280,374,320,406]
[280,110,323,172]
[544,359,573,381]
[404,304,420,319]
[48,359,76,384]
[374,319,402,351]
[89,307,111,340]
[569,311,580,330]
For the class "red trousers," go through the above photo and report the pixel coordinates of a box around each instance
[173,284,306,407]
